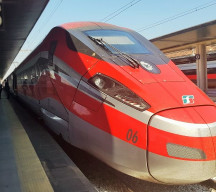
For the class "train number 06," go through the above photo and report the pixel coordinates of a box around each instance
[126,129,138,143]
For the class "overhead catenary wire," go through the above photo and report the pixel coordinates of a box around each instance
[137,0,216,32]
[25,0,63,53]
[100,0,138,22]
[100,0,142,22]
[3,0,63,81]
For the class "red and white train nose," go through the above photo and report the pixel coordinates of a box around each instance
[147,105,216,184]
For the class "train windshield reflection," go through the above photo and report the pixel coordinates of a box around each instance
[84,29,150,54]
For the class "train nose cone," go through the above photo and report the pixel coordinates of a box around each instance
[147,105,216,184]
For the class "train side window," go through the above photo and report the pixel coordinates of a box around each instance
[36,58,49,76]
[17,75,19,84]
[31,66,37,84]
[47,63,55,71]
[39,63,46,75]
[24,72,28,80]
[27,68,32,84]
[20,73,24,84]
[35,64,40,79]
[23,72,28,85]
[54,65,59,73]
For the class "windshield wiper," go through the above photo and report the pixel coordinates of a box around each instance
[88,36,112,53]
[88,36,140,68]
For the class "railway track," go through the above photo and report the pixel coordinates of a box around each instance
[55,136,216,192]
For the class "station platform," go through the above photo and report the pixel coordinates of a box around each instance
[0,91,97,192]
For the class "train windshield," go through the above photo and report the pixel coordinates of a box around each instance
[84,29,150,54]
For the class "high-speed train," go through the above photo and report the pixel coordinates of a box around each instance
[8,22,216,184]
[178,61,216,88]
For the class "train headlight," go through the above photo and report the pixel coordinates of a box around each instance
[88,74,150,111]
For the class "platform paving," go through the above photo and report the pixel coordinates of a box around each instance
[0,91,97,192]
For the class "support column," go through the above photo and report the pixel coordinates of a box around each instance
[196,44,207,92]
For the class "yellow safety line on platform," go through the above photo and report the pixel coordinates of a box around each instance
[3,101,54,192]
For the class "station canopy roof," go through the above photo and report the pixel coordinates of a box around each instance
[0,0,49,79]
[151,20,216,52]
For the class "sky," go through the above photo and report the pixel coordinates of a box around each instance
[4,0,216,79]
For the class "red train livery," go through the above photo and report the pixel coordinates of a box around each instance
[8,22,216,184]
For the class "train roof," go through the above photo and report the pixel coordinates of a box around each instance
[14,22,137,71]
[14,21,160,73]
[61,21,131,32]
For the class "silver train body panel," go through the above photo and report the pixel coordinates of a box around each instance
[148,152,216,184]
[68,108,154,181]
